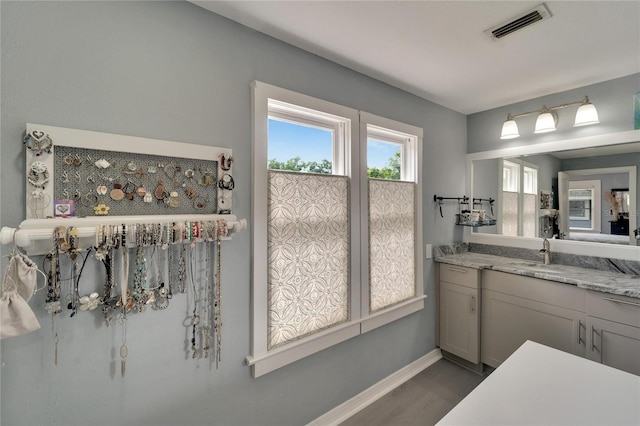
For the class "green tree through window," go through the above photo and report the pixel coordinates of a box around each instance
[268,151,400,179]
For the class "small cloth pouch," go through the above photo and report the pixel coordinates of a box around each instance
[14,251,38,302]
[1,254,41,339]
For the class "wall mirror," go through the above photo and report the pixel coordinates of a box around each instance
[467,130,640,259]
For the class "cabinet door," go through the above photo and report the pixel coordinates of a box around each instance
[587,317,640,376]
[440,281,479,363]
[482,289,586,368]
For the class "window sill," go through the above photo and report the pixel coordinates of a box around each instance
[361,295,427,333]
[245,295,426,377]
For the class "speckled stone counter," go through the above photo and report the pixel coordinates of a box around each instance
[435,247,640,299]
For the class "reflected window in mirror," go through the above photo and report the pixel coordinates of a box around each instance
[500,159,538,238]
[568,182,599,231]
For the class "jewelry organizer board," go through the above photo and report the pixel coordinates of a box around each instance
[19,123,240,255]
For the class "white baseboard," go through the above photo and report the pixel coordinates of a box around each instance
[307,348,443,426]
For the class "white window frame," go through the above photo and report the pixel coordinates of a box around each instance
[366,123,416,182]
[360,113,423,330]
[248,82,424,377]
[268,99,347,175]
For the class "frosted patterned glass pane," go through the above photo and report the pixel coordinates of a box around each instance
[523,194,536,237]
[502,191,518,237]
[267,171,350,349]
[369,180,415,312]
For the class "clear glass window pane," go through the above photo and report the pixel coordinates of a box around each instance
[503,161,519,192]
[367,138,401,180]
[267,118,333,174]
[523,167,538,194]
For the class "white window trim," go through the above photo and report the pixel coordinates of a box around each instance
[268,99,347,175]
[360,112,423,327]
[249,82,424,377]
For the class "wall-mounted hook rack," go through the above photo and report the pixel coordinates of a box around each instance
[433,195,469,218]
[473,197,495,216]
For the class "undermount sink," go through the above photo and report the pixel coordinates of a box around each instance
[506,261,563,273]
[509,261,542,267]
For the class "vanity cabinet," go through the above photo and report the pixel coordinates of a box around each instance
[439,264,480,364]
[586,291,640,375]
[481,270,587,368]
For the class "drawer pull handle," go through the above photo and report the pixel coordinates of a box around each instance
[603,297,640,308]
[578,320,585,345]
[447,267,468,273]
[591,326,600,353]
[470,295,476,313]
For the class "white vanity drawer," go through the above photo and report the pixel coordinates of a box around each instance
[440,264,480,289]
[587,291,640,328]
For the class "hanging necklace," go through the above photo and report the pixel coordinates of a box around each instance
[214,220,227,368]
[120,312,128,378]
[178,242,187,293]
[152,246,170,310]
[45,231,62,365]
[189,243,199,359]
[202,240,212,360]
[101,247,116,324]
[119,224,130,377]
[133,245,148,312]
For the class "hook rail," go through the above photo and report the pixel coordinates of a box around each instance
[0,214,247,255]
[434,195,469,218]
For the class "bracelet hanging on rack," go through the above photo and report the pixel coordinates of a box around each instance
[23,130,53,156]
[219,154,233,171]
[27,161,50,189]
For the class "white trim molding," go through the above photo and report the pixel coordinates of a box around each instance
[307,348,442,426]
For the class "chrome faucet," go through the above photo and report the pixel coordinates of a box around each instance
[540,238,551,265]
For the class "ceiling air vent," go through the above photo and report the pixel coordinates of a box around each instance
[484,3,552,40]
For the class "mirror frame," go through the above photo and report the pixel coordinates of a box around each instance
[466,129,640,261]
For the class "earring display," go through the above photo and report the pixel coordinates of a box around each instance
[54,146,221,217]
[21,124,236,220]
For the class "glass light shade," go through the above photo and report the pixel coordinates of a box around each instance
[500,119,520,139]
[534,111,557,133]
[574,102,599,126]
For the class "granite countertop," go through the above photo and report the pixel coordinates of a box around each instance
[435,252,640,299]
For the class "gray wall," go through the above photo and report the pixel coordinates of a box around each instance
[0,2,466,425]
[467,73,640,153]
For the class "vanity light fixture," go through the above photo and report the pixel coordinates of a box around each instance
[500,96,599,140]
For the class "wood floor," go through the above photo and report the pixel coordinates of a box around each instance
[340,358,487,426]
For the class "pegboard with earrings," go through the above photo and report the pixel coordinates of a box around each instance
[20,123,237,220]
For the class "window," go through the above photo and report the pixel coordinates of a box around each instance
[364,120,418,313]
[500,159,538,237]
[265,100,351,349]
[250,82,424,377]
[568,180,601,231]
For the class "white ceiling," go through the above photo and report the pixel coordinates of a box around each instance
[191,0,640,115]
